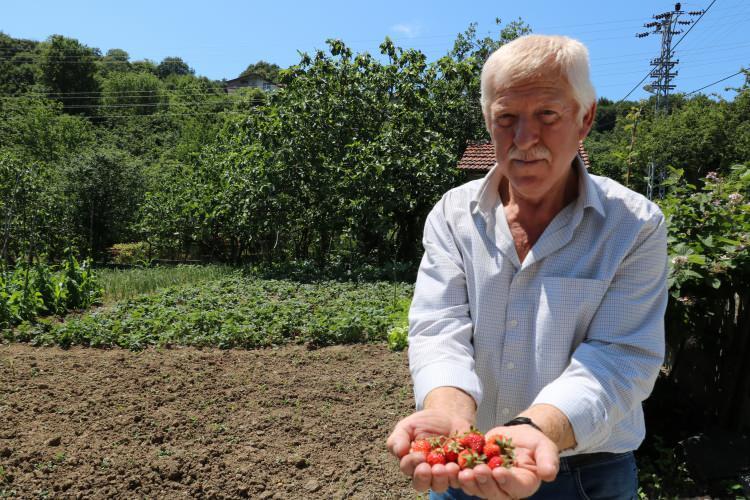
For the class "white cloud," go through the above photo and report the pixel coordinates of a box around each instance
[391,23,421,38]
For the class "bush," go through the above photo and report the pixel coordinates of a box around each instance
[653,164,750,434]
[108,242,152,265]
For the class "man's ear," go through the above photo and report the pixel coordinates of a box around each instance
[578,102,597,140]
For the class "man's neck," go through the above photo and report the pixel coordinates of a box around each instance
[499,166,579,263]
[499,166,579,227]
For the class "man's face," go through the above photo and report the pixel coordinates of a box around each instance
[486,76,594,202]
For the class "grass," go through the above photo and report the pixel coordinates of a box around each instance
[97,264,236,303]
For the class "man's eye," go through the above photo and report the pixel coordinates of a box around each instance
[540,110,559,123]
[496,114,514,126]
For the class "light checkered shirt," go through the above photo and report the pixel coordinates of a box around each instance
[408,156,667,455]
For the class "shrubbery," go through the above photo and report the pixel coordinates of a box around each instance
[0,250,102,329]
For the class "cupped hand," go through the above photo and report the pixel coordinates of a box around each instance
[455,424,560,499]
[386,409,472,492]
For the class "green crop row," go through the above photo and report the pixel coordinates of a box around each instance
[6,275,413,350]
[97,264,236,303]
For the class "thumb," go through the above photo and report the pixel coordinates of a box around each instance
[387,421,415,459]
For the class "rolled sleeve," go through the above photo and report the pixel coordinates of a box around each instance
[533,212,668,452]
[408,200,482,410]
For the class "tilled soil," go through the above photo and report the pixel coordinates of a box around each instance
[0,343,418,499]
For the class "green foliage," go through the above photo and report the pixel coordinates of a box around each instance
[38,35,100,115]
[16,275,413,350]
[659,165,749,298]
[0,31,38,96]
[100,72,166,116]
[0,251,102,329]
[387,326,409,351]
[157,57,194,79]
[240,60,282,83]
[99,48,131,75]
[107,242,153,266]
[97,264,234,302]
[61,147,145,257]
[637,96,728,185]
[139,25,539,265]
[0,96,95,162]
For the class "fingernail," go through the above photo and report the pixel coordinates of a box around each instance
[477,476,487,484]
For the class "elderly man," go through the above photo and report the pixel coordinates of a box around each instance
[386,35,667,499]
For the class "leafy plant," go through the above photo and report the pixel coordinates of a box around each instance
[14,275,413,350]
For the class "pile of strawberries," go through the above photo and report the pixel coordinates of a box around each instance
[410,427,515,470]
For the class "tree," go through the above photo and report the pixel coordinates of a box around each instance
[61,147,144,257]
[99,48,131,75]
[100,72,165,116]
[240,60,281,83]
[38,35,100,115]
[0,32,38,96]
[157,57,194,79]
[635,95,728,185]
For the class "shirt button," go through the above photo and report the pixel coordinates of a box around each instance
[507,362,515,370]
[502,408,510,416]
[508,319,518,328]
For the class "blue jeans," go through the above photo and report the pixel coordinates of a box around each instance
[429,451,638,500]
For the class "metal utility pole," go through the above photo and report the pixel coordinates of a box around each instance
[636,3,702,198]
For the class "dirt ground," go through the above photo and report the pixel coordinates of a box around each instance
[0,343,419,499]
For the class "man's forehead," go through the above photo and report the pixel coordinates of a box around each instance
[491,81,574,104]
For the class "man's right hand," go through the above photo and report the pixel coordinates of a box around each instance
[386,409,473,493]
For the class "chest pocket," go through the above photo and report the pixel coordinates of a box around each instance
[535,277,609,379]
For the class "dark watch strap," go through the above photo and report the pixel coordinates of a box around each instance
[503,416,543,433]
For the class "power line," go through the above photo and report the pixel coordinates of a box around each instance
[618,0,719,104]
[684,69,746,95]
[672,0,718,50]
[80,110,258,120]
[0,90,243,100]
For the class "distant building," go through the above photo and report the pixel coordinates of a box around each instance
[224,73,279,93]
[457,141,591,180]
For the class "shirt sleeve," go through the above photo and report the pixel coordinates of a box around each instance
[532,211,668,452]
[408,198,483,410]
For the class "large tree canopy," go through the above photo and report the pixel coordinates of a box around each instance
[157,56,194,79]
[38,35,100,114]
[239,60,281,83]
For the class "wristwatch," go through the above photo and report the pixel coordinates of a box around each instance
[503,416,543,433]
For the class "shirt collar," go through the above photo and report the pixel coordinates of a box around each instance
[470,154,605,218]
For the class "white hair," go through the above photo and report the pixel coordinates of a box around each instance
[480,34,596,124]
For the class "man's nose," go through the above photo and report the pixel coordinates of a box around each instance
[513,115,540,150]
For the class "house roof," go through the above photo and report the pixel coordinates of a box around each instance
[457,141,591,171]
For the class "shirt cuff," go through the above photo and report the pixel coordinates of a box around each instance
[532,377,611,453]
[412,362,483,410]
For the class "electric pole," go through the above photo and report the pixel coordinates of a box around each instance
[636,3,703,198]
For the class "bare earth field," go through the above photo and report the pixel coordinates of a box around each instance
[0,343,417,499]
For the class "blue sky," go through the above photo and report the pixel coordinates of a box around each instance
[2,0,748,101]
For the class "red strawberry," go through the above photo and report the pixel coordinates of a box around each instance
[483,439,500,459]
[410,439,432,455]
[487,455,505,469]
[459,429,485,454]
[426,450,446,466]
[457,449,482,469]
[442,438,461,463]
[483,434,509,458]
